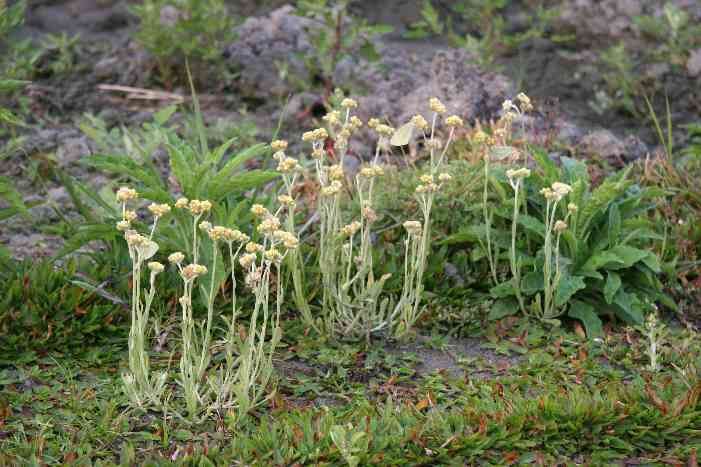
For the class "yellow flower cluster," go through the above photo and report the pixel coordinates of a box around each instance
[302,128,329,142]
[429,97,447,114]
[445,115,463,127]
[341,221,362,237]
[257,216,281,234]
[116,187,138,203]
[181,264,208,280]
[271,139,288,152]
[403,220,422,235]
[321,180,343,197]
[411,114,429,131]
[148,203,171,218]
[359,165,384,178]
[175,198,213,216]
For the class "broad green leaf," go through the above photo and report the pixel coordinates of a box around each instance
[608,245,649,269]
[613,289,644,324]
[518,215,546,238]
[488,297,519,320]
[521,272,544,295]
[568,300,603,339]
[490,281,516,298]
[603,271,621,304]
[554,274,586,307]
[581,251,623,275]
[640,252,661,273]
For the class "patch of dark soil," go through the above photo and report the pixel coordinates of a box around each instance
[387,335,522,379]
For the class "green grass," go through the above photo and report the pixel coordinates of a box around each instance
[1,315,700,465]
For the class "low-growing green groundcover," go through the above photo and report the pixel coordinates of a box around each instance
[1,320,699,466]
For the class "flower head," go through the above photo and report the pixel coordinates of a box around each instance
[271,139,288,152]
[239,253,257,269]
[181,264,207,280]
[341,221,362,237]
[277,156,300,173]
[429,97,447,114]
[148,261,165,274]
[403,220,422,235]
[251,204,270,218]
[341,98,358,109]
[148,203,171,218]
[506,168,531,181]
[168,252,185,265]
[278,194,296,207]
[411,114,429,131]
[554,220,568,233]
[116,187,138,203]
[188,199,212,215]
[445,115,463,127]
